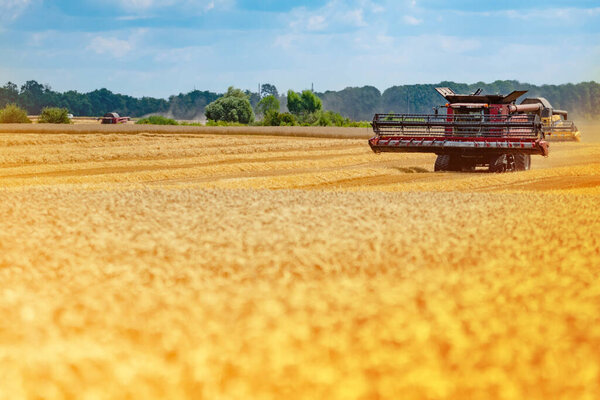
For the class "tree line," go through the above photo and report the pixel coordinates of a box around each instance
[1,79,598,120]
[317,81,600,120]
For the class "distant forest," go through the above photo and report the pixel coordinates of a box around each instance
[1,80,599,120]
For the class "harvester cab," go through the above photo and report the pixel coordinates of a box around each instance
[369,87,549,172]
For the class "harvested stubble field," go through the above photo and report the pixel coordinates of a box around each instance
[1,122,599,399]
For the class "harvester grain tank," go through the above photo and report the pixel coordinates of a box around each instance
[369,87,550,172]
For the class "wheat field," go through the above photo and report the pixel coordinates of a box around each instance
[1,122,599,399]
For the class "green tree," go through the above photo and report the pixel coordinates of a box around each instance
[38,107,71,123]
[0,104,31,123]
[319,86,381,120]
[261,83,278,98]
[256,95,280,117]
[287,90,322,116]
[224,86,247,99]
[316,110,347,126]
[136,115,178,125]
[204,86,255,124]
[1,79,599,121]
[286,90,303,115]
[168,90,219,120]
[263,111,296,126]
[62,90,93,116]
[300,90,322,113]
[0,82,19,107]
[19,80,47,114]
[245,89,261,110]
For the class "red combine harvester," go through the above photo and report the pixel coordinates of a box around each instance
[100,112,130,124]
[369,88,549,172]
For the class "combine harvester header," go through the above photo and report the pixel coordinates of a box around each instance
[369,87,562,172]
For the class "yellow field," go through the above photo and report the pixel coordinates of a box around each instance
[1,122,599,399]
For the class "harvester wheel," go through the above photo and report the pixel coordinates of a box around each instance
[514,154,531,171]
[435,155,467,171]
[489,154,507,173]
[434,155,450,171]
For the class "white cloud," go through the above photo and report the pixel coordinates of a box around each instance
[287,0,383,33]
[3,0,599,98]
[0,0,33,21]
[306,15,327,31]
[372,4,384,13]
[403,15,422,25]
[112,0,226,13]
[438,36,480,53]
[87,30,147,58]
[345,9,367,27]
[116,15,150,21]
[119,0,155,8]
[153,46,213,64]
[88,36,133,58]
[353,32,394,51]
[457,7,600,21]
[0,0,31,9]
[274,34,301,50]
[28,31,51,47]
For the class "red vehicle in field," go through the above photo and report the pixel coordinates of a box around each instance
[100,112,130,124]
[369,88,549,172]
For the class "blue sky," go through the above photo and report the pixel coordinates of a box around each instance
[1,0,599,98]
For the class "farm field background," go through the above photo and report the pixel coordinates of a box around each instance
[1,121,599,399]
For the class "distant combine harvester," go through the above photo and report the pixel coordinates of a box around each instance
[99,112,130,124]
